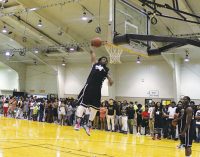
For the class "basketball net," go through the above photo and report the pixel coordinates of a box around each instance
[105,43,123,64]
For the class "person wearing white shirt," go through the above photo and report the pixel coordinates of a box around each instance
[59,100,66,126]
[168,102,177,139]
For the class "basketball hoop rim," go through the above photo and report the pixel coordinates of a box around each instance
[105,43,149,58]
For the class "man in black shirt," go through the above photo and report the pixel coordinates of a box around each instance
[106,99,116,131]
[74,46,113,136]
[115,101,122,132]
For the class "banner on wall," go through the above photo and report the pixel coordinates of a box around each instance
[148,90,159,98]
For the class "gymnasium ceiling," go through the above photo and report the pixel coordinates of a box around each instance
[0,0,199,66]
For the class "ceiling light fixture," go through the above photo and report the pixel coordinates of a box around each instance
[81,12,88,21]
[184,51,190,62]
[70,47,75,51]
[37,19,43,27]
[136,56,141,64]
[2,25,7,33]
[34,49,39,54]
[5,51,10,56]
[29,8,38,11]
[62,59,66,66]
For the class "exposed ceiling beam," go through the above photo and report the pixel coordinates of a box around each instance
[1,5,68,54]
[16,0,89,52]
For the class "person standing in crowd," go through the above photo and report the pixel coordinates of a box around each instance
[93,110,100,129]
[46,100,53,123]
[39,99,45,122]
[173,101,185,148]
[9,97,17,118]
[142,105,150,135]
[0,96,3,114]
[190,101,197,142]
[3,98,9,117]
[115,101,122,132]
[127,102,137,134]
[66,103,73,126]
[106,99,116,132]
[59,100,66,126]
[53,99,58,123]
[153,102,163,140]
[16,97,23,119]
[29,99,34,120]
[195,104,200,142]
[23,98,29,119]
[148,102,155,137]
[121,100,128,134]
[168,101,177,139]
[100,101,107,130]
[136,104,143,135]
[162,104,169,138]
[32,102,39,121]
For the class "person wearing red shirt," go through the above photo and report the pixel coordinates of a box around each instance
[100,101,107,130]
[142,105,150,135]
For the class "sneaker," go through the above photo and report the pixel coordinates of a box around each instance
[177,144,184,149]
[74,124,80,131]
[83,125,91,136]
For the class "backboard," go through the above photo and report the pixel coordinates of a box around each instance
[106,0,150,61]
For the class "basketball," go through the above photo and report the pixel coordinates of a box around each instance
[91,37,102,47]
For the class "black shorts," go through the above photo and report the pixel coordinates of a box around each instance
[53,108,58,117]
[137,117,142,126]
[77,84,101,110]
[181,127,195,147]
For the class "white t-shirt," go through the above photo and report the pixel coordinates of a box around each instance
[168,107,177,119]
[196,110,200,125]
[59,103,66,115]
[148,107,154,119]
[3,103,8,108]
[30,102,34,110]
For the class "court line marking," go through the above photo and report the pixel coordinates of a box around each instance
[0,138,199,153]
[0,141,114,157]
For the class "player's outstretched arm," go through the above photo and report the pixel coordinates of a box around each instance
[90,46,97,64]
[107,73,114,86]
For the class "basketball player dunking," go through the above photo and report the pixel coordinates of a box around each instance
[180,96,195,157]
[74,46,113,136]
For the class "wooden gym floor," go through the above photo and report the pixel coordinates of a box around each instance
[0,117,199,157]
